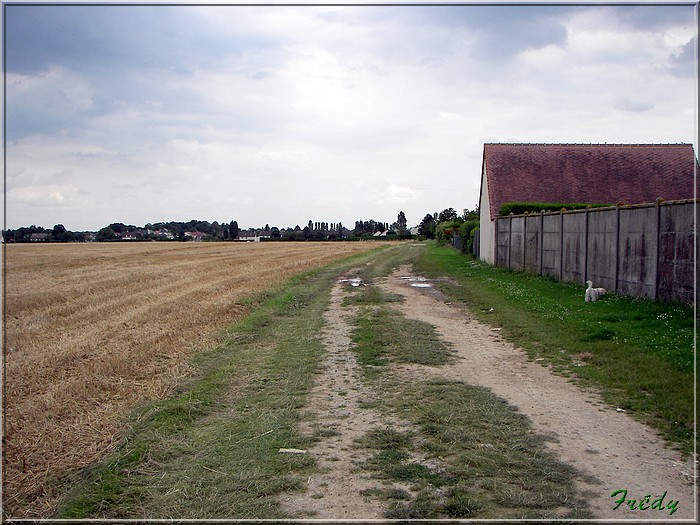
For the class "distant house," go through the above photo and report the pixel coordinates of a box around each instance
[237,229,271,242]
[154,229,174,240]
[30,233,49,242]
[478,143,697,264]
[184,231,206,242]
[237,233,259,242]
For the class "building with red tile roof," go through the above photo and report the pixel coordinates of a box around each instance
[478,143,697,263]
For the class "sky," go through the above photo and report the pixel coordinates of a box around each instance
[3,2,698,231]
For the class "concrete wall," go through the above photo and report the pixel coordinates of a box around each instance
[494,200,695,304]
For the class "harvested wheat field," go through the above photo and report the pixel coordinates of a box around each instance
[2,241,385,518]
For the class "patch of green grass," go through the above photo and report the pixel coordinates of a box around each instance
[352,307,453,373]
[384,379,592,519]
[350,329,591,519]
[388,462,449,486]
[441,489,487,518]
[385,487,411,500]
[55,246,400,519]
[414,243,695,455]
[356,427,451,492]
[581,327,615,341]
[385,489,441,519]
[357,427,414,450]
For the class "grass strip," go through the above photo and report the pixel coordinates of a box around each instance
[369,380,597,520]
[384,379,593,520]
[352,307,454,374]
[345,279,592,519]
[54,247,393,519]
[415,242,695,455]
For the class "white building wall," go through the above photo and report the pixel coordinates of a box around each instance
[478,166,495,264]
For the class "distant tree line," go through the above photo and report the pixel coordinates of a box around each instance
[2,224,93,243]
[3,208,479,245]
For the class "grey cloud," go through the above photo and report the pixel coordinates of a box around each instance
[4,5,275,75]
[611,5,696,32]
[401,5,570,59]
[613,96,654,113]
[5,4,293,142]
[310,5,570,64]
[668,36,697,78]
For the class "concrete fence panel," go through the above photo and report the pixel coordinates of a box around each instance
[493,200,695,303]
[586,208,618,292]
[523,215,541,274]
[618,206,657,300]
[561,212,586,285]
[509,216,525,272]
[541,214,562,279]
[496,218,510,268]
[658,202,695,303]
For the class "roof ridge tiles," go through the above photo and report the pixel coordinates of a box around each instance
[484,142,688,146]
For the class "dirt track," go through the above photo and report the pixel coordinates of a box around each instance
[281,266,697,520]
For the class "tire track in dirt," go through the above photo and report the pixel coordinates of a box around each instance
[277,277,421,520]
[380,266,696,521]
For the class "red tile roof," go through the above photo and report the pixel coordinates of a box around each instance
[482,143,697,220]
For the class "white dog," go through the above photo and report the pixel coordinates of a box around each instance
[585,280,606,302]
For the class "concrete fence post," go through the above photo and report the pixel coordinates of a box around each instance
[539,210,545,276]
[495,218,499,266]
[508,213,513,270]
[614,205,620,293]
[653,199,662,300]
[559,210,564,281]
[583,207,589,285]
[522,214,527,271]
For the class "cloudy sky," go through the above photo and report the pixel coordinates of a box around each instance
[4,2,697,231]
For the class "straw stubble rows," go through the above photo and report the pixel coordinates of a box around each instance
[3,241,384,518]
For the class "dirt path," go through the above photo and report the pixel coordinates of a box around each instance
[382,266,696,521]
[277,280,418,519]
[281,267,696,520]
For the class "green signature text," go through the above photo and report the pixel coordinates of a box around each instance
[611,489,678,516]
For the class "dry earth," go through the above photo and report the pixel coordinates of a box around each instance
[280,265,697,520]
